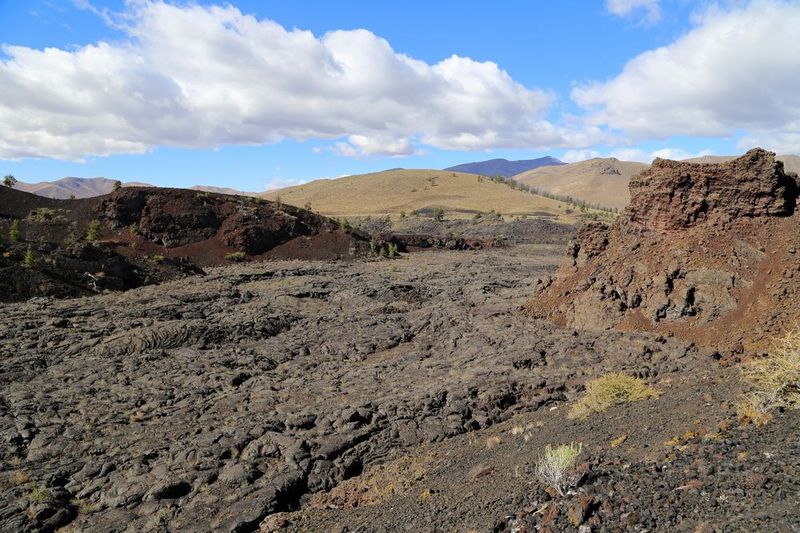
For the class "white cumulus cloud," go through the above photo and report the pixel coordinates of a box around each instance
[605,0,662,22]
[561,146,715,164]
[575,1,800,153]
[0,1,573,161]
[561,149,601,163]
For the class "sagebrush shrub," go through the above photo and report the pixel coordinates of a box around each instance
[535,442,583,497]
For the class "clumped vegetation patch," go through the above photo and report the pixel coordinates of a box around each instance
[568,373,660,419]
[535,442,583,497]
[225,251,247,262]
[28,207,56,222]
[28,484,50,504]
[737,330,800,426]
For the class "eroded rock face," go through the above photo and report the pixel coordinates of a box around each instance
[99,188,339,252]
[627,148,797,231]
[528,148,800,351]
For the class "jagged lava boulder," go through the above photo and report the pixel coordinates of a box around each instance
[528,148,800,353]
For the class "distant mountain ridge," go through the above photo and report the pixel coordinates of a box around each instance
[445,156,564,177]
[13,177,254,199]
[15,177,152,199]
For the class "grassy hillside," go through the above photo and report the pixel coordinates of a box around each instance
[261,169,596,222]
[513,158,648,210]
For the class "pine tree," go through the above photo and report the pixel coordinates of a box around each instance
[86,220,101,242]
[22,246,34,269]
[9,220,21,242]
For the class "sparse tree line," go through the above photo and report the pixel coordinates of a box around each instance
[477,174,618,214]
[0,214,106,270]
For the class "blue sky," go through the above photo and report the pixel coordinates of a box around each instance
[0,0,798,190]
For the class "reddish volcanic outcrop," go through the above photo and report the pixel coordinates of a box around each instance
[627,149,797,231]
[0,186,371,301]
[528,148,800,353]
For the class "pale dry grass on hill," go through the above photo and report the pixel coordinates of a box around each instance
[261,169,585,221]
[513,158,648,210]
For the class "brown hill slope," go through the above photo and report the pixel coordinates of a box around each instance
[261,169,587,222]
[527,148,800,353]
[0,186,367,301]
[15,177,151,199]
[512,158,648,210]
[14,177,255,199]
[189,185,254,196]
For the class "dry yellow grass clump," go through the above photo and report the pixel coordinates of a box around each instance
[737,330,800,425]
[569,373,660,420]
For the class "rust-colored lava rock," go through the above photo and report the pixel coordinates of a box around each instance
[528,148,800,352]
[628,148,797,231]
[98,187,345,256]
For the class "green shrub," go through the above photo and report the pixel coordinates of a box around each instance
[128,223,139,236]
[535,442,583,497]
[387,242,399,257]
[3,174,16,188]
[568,373,660,419]
[225,251,247,262]
[341,219,352,232]
[9,220,21,242]
[149,255,166,264]
[85,220,102,242]
[433,208,444,222]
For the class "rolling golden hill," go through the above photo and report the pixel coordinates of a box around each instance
[261,169,589,221]
[512,158,648,210]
